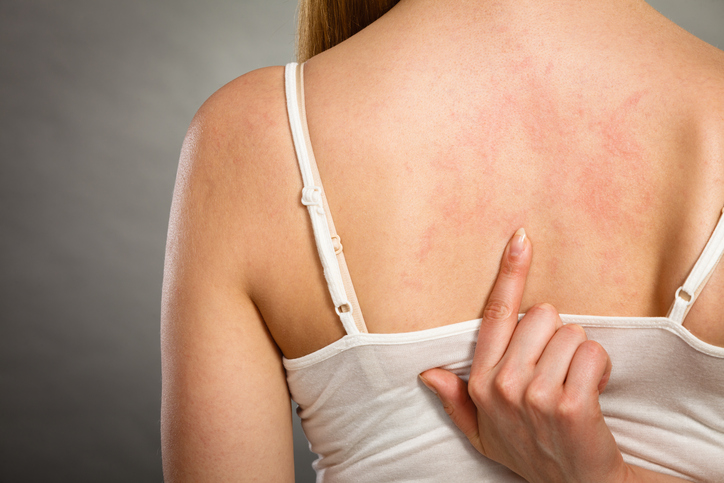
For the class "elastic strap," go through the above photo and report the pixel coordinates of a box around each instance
[668,206,724,325]
[297,63,368,334]
[284,62,367,335]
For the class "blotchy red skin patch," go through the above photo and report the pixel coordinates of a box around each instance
[411,58,657,271]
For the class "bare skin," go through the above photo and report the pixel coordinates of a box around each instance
[161,0,724,480]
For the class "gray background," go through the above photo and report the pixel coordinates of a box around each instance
[0,1,721,482]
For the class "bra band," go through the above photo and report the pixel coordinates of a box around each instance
[285,62,367,335]
[668,207,724,325]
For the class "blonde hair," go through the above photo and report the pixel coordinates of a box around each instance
[296,0,400,62]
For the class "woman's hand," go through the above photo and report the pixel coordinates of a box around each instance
[419,229,626,483]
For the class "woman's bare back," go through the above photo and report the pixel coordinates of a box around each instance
[160,1,724,479]
[214,0,724,359]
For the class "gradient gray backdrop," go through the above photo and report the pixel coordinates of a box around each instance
[1,1,722,482]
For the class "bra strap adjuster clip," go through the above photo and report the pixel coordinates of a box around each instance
[301,186,324,214]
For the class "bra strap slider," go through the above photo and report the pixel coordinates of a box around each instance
[675,287,692,304]
[667,205,724,325]
[301,186,324,214]
[332,235,343,254]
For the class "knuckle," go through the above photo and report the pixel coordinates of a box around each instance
[525,303,561,330]
[524,381,554,412]
[468,380,488,407]
[558,323,588,342]
[501,255,527,277]
[529,302,559,319]
[483,299,513,323]
[492,367,522,403]
[578,340,608,363]
[555,393,583,423]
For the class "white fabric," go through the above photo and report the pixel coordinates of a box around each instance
[283,62,724,482]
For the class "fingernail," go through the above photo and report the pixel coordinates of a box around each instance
[419,374,437,395]
[509,227,526,259]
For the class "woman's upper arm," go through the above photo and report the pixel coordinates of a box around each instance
[160,67,295,482]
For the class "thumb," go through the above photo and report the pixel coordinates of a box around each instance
[420,368,480,445]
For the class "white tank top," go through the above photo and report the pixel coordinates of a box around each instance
[282,63,724,482]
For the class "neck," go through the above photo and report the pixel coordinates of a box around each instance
[333,0,661,69]
[379,0,653,42]
[395,0,649,21]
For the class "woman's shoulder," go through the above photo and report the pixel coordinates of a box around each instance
[172,65,300,285]
[178,64,295,209]
[684,44,724,179]
[184,66,289,174]
[649,22,724,178]
[666,22,724,112]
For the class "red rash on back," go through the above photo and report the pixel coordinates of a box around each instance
[411,59,656,266]
[416,223,438,262]
[574,90,651,233]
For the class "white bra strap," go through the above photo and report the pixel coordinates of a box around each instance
[668,206,724,325]
[285,62,366,335]
[296,64,368,334]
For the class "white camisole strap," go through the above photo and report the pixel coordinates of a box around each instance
[668,206,724,325]
[284,62,368,335]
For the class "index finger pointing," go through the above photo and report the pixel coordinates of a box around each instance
[472,228,532,377]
